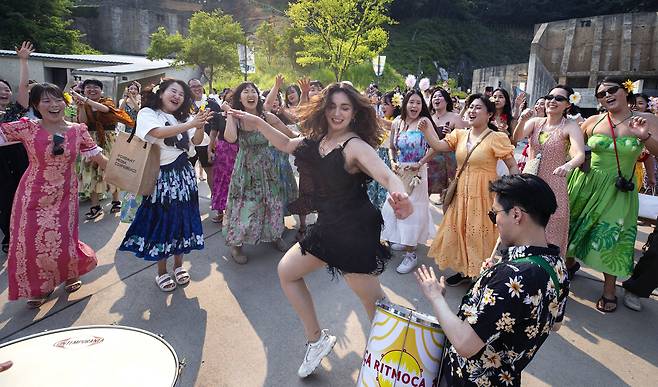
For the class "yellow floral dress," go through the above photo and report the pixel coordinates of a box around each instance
[428,129,514,277]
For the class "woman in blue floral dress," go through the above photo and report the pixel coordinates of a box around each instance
[119,79,212,292]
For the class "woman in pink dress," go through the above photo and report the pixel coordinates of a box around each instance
[0,83,106,308]
[512,85,586,256]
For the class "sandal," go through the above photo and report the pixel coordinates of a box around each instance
[27,291,53,309]
[596,295,618,313]
[85,205,103,220]
[566,262,580,281]
[64,279,82,293]
[211,213,223,224]
[173,267,191,285]
[110,201,122,213]
[230,246,248,264]
[155,273,177,292]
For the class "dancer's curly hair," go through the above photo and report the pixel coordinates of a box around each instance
[297,82,384,148]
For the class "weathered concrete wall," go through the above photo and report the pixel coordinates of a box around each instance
[471,63,528,95]
[73,1,201,55]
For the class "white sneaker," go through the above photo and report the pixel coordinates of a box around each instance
[396,252,418,274]
[390,243,407,251]
[623,291,642,311]
[297,329,337,378]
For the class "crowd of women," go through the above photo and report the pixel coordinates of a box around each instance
[2,40,658,379]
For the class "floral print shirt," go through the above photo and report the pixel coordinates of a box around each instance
[446,245,570,387]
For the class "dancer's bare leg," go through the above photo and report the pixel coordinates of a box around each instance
[344,273,386,320]
[278,243,326,342]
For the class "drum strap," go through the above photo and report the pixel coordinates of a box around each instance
[514,256,561,294]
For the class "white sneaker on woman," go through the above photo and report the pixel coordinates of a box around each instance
[297,329,337,378]
[396,252,418,274]
[623,291,642,311]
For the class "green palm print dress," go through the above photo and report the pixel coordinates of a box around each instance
[567,133,642,277]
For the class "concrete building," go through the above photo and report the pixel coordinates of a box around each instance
[0,51,197,101]
[73,0,202,55]
[472,12,658,109]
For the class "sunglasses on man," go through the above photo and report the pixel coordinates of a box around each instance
[595,85,621,99]
[488,207,527,225]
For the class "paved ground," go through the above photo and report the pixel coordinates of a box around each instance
[0,183,657,386]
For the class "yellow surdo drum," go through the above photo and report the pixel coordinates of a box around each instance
[357,300,446,387]
[0,325,181,387]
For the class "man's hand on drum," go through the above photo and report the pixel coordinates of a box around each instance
[415,265,446,300]
[388,192,412,219]
[0,360,12,372]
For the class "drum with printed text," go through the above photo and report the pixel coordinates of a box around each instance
[0,325,180,387]
[357,300,446,387]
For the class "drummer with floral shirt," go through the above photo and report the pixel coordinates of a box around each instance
[416,174,570,387]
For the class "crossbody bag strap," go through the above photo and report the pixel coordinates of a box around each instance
[454,129,493,180]
[514,256,561,294]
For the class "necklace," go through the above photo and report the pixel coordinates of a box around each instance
[608,112,633,128]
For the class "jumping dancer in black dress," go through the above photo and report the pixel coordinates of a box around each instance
[228,82,413,378]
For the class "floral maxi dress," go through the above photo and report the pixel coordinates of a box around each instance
[223,129,285,246]
[0,118,98,300]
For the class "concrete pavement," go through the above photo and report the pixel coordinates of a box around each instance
[0,186,657,386]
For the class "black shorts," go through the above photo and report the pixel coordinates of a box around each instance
[189,146,212,168]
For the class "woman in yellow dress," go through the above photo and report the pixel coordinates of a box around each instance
[419,94,519,285]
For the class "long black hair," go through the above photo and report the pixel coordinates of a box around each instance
[141,78,194,122]
[285,84,301,108]
[381,91,401,118]
[429,87,454,113]
[493,88,513,127]
[399,89,433,124]
[232,82,264,115]
[465,93,498,131]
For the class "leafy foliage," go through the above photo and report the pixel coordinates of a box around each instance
[146,10,244,91]
[0,0,98,54]
[287,0,395,82]
[385,18,532,87]
[253,20,283,65]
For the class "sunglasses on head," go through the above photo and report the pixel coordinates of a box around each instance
[53,134,64,156]
[595,85,621,99]
[544,94,569,103]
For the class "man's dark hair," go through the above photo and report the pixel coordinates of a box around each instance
[81,79,103,90]
[489,174,557,227]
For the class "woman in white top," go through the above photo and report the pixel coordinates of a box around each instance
[119,78,212,292]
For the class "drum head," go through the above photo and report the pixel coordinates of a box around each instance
[0,325,179,387]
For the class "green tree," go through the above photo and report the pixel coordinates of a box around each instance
[253,19,283,66]
[287,0,395,82]
[0,0,97,54]
[147,10,244,91]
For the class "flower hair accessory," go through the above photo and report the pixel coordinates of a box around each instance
[622,79,634,93]
[151,84,160,94]
[418,77,430,92]
[489,96,496,103]
[405,74,417,89]
[391,92,402,108]
[569,91,581,105]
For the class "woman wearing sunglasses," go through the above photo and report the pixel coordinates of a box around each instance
[566,77,658,313]
[512,85,586,258]
[0,83,107,308]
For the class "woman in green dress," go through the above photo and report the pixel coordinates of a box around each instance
[567,77,658,313]
[223,82,295,264]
